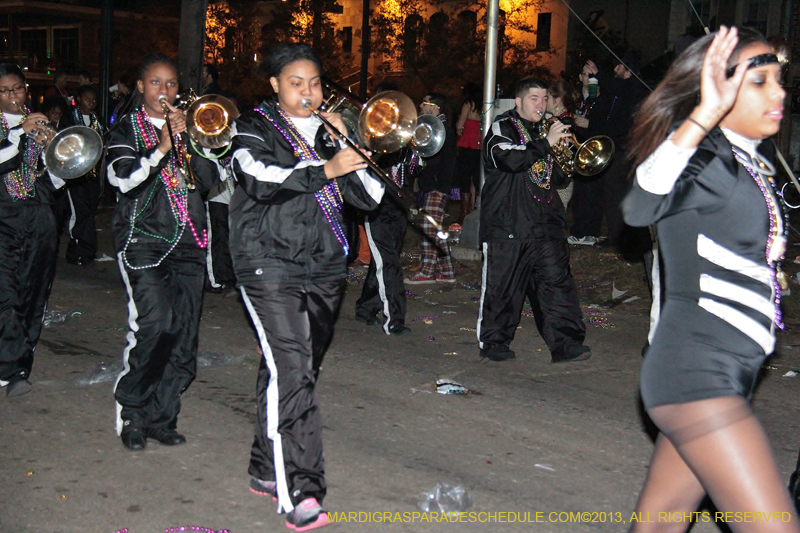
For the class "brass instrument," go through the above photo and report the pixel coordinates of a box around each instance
[182,92,240,151]
[302,94,449,240]
[539,113,614,177]
[411,114,446,158]
[321,81,444,157]
[12,100,103,180]
[159,94,196,189]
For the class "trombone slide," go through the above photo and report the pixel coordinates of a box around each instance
[301,99,449,240]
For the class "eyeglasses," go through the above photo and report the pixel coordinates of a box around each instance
[0,86,26,97]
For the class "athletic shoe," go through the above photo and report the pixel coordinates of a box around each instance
[567,235,597,246]
[388,324,411,336]
[249,477,277,500]
[435,275,457,283]
[6,377,32,397]
[354,313,381,326]
[404,272,435,285]
[552,345,592,363]
[480,345,516,361]
[285,497,330,531]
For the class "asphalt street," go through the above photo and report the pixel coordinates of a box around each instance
[2,223,800,533]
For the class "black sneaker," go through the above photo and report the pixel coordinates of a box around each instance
[355,313,381,326]
[121,428,146,451]
[388,324,411,336]
[552,345,592,363]
[6,376,32,397]
[480,345,516,361]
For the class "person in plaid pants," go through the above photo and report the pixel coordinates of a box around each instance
[405,92,457,285]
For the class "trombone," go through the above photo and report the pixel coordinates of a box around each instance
[303,93,449,240]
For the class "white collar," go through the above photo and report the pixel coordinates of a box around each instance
[721,127,761,158]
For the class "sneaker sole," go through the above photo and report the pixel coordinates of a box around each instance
[404,280,435,285]
[287,512,330,531]
[435,278,456,283]
[249,485,277,501]
[7,379,32,397]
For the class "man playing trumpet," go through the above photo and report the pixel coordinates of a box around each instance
[478,77,590,364]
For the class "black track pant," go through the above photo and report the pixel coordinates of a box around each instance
[570,174,605,239]
[206,202,235,287]
[113,246,205,434]
[478,239,585,360]
[356,199,408,333]
[0,204,57,385]
[66,175,101,263]
[242,280,344,512]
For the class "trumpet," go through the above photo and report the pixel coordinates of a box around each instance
[12,100,103,180]
[302,96,449,240]
[538,112,614,177]
[159,94,196,190]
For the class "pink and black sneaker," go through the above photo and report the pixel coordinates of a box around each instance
[249,477,277,501]
[285,497,330,531]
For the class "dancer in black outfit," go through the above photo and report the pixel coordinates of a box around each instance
[478,77,590,363]
[66,84,104,266]
[230,43,383,531]
[0,63,63,397]
[622,27,798,531]
[107,54,222,451]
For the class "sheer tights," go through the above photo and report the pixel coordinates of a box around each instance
[630,396,799,533]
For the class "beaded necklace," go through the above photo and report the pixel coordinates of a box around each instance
[73,107,103,134]
[732,147,785,330]
[577,97,595,118]
[255,104,349,255]
[121,108,207,271]
[0,109,42,200]
[509,116,554,199]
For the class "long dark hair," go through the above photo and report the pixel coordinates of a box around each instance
[461,82,481,111]
[627,27,768,171]
[548,79,578,114]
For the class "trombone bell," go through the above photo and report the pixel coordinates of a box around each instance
[185,94,240,150]
[358,91,416,153]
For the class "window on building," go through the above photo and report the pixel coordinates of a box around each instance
[53,27,79,70]
[19,28,48,68]
[0,30,9,55]
[536,12,551,51]
[743,0,768,34]
[342,26,352,53]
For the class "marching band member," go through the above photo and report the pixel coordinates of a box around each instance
[478,77,590,364]
[106,54,222,451]
[66,84,104,266]
[0,63,63,397]
[230,42,383,531]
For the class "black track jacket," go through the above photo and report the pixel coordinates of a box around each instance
[106,112,223,252]
[480,109,568,243]
[229,100,384,285]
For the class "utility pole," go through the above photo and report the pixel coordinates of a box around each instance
[359,0,370,100]
[99,0,113,124]
[178,0,209,91]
